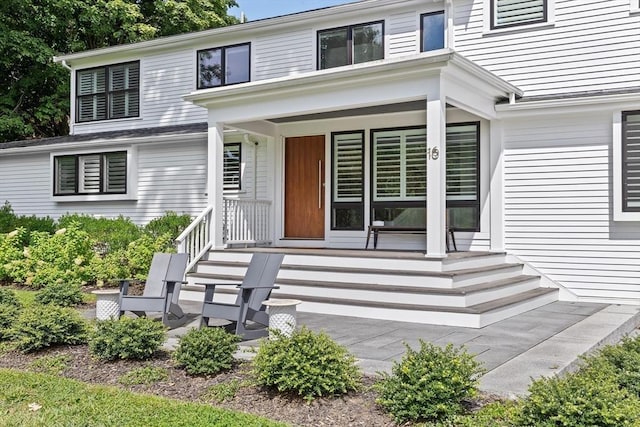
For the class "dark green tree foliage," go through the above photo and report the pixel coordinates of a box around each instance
[0,0,238,143]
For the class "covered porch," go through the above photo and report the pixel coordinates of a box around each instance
[184,50,522,258]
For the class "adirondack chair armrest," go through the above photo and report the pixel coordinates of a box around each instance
[118,279,134,295]
[163,280,189,284]
[240,285,280,289]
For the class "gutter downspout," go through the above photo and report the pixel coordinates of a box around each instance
[60,60,72,71]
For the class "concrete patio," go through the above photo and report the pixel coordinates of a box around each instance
[156,300,640,397]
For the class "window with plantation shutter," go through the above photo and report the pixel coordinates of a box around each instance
[223,143,241,191]
[623,112,640,211]
[76,62,139,122]
[446,122,480,231]
[373,128,426,202]
[332,132,364,229]
[53,151,127,196]
[491,0,547,29]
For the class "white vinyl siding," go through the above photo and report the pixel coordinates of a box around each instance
[373,128,427,202]
[492,0,547,28]
[503,112,640,304]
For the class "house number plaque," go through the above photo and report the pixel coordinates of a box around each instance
[427,147,440,161]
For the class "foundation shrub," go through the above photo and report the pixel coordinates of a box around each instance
[173,327,239,375]
[144,211,192,240]
[35,282,84,307]
[58,214,142,252]
[590,335,640,397]
[12,305,88,353]
[252,326,361,401]
[0,202,55,244]
[123,234,174,281]
[518,357,640,427]
[89,317,167,361]
[375,341,484,424]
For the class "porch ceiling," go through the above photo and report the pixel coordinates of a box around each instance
[184,49,522,124]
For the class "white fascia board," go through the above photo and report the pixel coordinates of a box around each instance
[53,0,425,65]
[495,91,640,117]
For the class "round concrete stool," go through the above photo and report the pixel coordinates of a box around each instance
[92,289,121,320]
[263,299,302,339]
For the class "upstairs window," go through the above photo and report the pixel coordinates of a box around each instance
[421,11,445,52]
[77,62,139,123]
[491,0,547,29]
[318,21,384,70]
[54,151,127,196]
[622,111,640,212]
[198,43,250,89]
[223,143,242,191]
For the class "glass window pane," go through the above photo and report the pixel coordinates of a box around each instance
[446,124,478,201]
[199,48,222,88]
[495,0,545,27]
[55,156,77,195]
[104,152,126,193]
[319,28,349,69]
[225,44,250,85]
[623,112,640,210]
[79,154,102,193]
[422,12,445,52]
[352,23,383,64]
[333,133,363,202]
[223,143,241,190]
[447,206,478,230]
[373,207,426,227]
[332,206,363,229]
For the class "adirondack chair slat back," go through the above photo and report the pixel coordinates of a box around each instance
[241,253,284,310]
[166,253,188,304]
[142,253,173,297]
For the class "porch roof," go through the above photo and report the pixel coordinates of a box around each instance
[184,49,522,124]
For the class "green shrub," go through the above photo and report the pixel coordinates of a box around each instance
[35,282,84,307]
[375,341,485,424]
[591,335,640,397]
[124,234,175,281]
[204,380,247,403]
[0,230,25,282]
[0,202,55,244]
[144,211,192,240]
[252,327,361,401]
[30,354,71,375]
[518,357,640,427]
[118,365,169,385]
[173,327,239,376]
[0,303,20,341]
[448,401,520,427]
[12,305,87,353]
[58,214,142,252]
[0,288,21,306]
[87,249,130,286]
[89,317,167,361]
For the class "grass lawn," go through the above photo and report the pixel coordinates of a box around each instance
[0,368,285,427]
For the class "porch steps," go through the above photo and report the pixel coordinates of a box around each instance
[183,250,559,328]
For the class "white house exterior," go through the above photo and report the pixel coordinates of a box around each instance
[1,0,640,316]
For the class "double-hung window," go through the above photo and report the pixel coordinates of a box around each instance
[332,131,364,230]
[622,111,640,212]
[54,151,127,196]
[421,11,445,52]
[318,21,384,70]
[198,43,250,89]
[490,0,547,29]
[76,62,139,122]
[223,143,242,191]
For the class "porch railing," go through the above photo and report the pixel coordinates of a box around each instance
[224,198,272,245]
[175,204,213,272]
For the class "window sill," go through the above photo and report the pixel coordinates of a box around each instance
[73,116,143,127]
[613,211,640,222]
[483,21,555,37]
[631,8,640,15]
[53,194,137,203]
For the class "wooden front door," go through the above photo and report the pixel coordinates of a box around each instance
[284,135,325,238]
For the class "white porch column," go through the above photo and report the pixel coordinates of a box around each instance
[426,84,447,257]
[208,121,225,249]
[490,120,505,252]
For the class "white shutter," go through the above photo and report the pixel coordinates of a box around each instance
[79,155,101,193]
[495,0,545,27]
[624,113,640,209]
[374,132,402,200]
[333,133,363,202]
[55,156,77,194]
[109,63,139,118]
[104,152,127,193]
[404,130,427,198]
[77,68,106,121]
[223,144,241,190]
[446,124,478,201]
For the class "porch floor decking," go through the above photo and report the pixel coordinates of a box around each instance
[167,300,640,397]
[224,246,491,260]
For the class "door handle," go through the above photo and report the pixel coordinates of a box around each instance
[318,160,322,209]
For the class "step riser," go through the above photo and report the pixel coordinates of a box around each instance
[441,254,508,271]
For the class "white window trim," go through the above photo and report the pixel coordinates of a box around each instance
[50,146,138,202]
[612,111,640,221]
[483,0,555,35]
[631,0,640,14]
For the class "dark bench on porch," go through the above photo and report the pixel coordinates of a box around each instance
[365,225,457,252]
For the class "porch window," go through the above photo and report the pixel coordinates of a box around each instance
[318,21,384,70]
[446,123,480,231]
[331,131,364,230]
[54,151,127,196]
[421,11,445,52]
[198,43,250,89]
[76,62,139,122]
[491,0,547,29]
[622,111,640,211]
[371,127,427,227]
[223,143,242,191]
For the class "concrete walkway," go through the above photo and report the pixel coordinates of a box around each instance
[161,301,640,397]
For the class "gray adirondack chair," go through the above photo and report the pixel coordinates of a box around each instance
[119,252,189,328]
[200,252,284,340]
